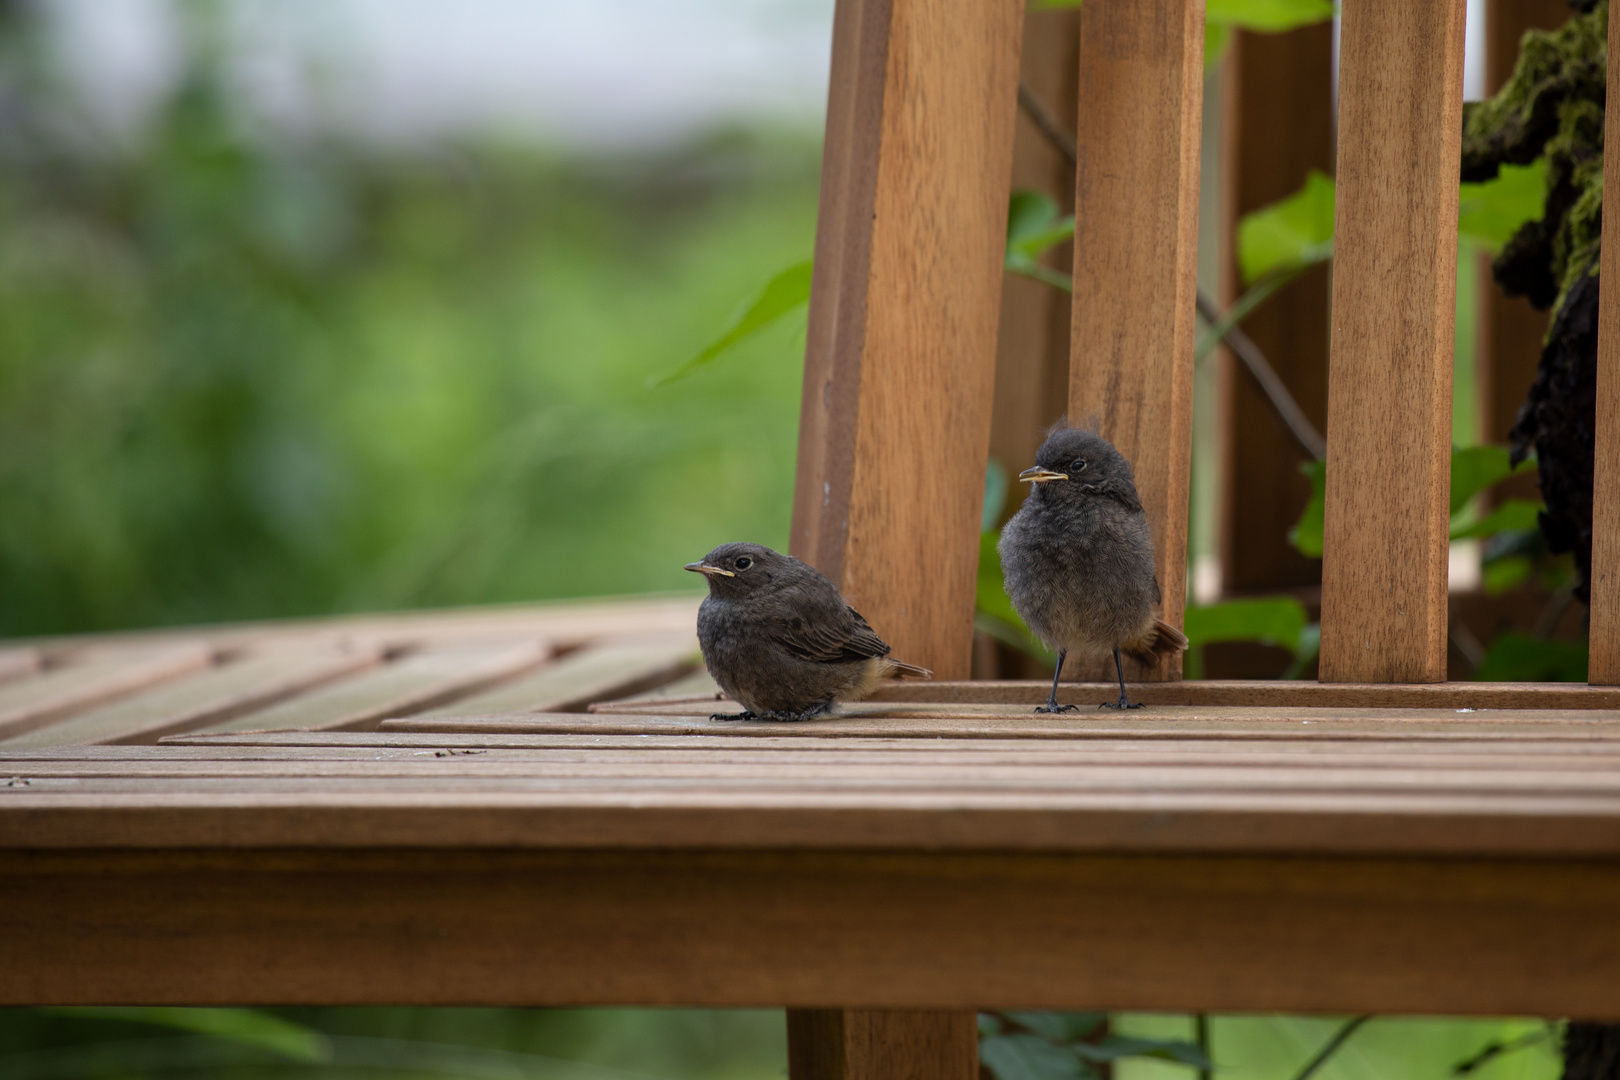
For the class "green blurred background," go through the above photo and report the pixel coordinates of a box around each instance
[0,0,817,638]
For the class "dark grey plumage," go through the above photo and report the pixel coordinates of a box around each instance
[685,542,930,721]
[998,425,1187,711]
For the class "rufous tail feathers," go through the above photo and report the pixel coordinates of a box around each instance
[1124,618,1189,668]
[885,658,933,679]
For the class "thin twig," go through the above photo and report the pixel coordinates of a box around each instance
[1195,1014,1213,1080]
[1290,1015,1371,1080]
[1194,294,1328,461]
[1016,79,1328,462]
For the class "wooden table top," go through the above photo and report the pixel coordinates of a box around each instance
[5,596,1620,1015]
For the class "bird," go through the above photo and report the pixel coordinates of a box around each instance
[685,542,931,721]
[997,424,1188,711]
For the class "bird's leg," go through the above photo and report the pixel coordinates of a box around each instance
[1035,650,1078,713]
[709,710,757,722]
[1099,647,1145,710]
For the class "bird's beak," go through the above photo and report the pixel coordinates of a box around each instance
[684,562,735,577]
[1018,466,1069,484]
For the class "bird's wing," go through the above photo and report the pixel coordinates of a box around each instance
[770,590,892,665]
[1081,478,1144,513]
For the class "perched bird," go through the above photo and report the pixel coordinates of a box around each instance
[998,424,1187,711]
[685,542,931,721]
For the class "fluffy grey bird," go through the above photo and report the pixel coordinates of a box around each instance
[998,425,1188,711]
[685,542,931,721]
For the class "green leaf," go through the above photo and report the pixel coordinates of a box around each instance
[1473,631,1588,682]
[1003,1013,1107,1043]
[1184,596,1309,651]
[654,259,812,385]
[1483,553,1534,594]
[1289,458,1328,558]
[1006,190,1075,291]
[1206,0,1333,32]
[1450,444,1527,514]
[981,1034,1091,1080]
[43,1008,330,1063]
[1459,159,1547,252]
[1074,1035,1215,1069]
[1450,498,1542,541]
[1237,170,1336,285]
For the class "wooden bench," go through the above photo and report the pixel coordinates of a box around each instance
[7,0,1620,1075]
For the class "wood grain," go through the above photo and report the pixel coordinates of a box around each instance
[0,644,214,742]
[8,848,1620,1016]
[1219,24,1334,597]
[0,648,41,686]
[417,637,692,716]
[5,643,384,748]
[581,678,1620,711]
[788,1010,977,1080]
[1587,0,1620,683]
[1319,0,1467,682]
[200,638,547,733]
[589,668,723,712]
[790,0,1024,679]
[1068,0,1205,682]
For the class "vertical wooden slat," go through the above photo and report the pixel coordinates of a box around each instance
[1068,0,1206,681]
[989,9,1080,496]
[1218,25,1334,597]
[788,1010,978,1080]
[790,0,1024,679]
[1586,0,1620,685]
[1318,0,1467,683]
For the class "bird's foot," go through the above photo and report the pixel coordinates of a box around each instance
[1098,696,1145,711]
[1035,701,1079,714]
[709,710,757,722]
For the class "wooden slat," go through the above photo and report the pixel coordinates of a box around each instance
[376,705,1620,744]
[0,644,214,742]
[1319,0,1467,682]
[789,0,1024,678]
[1588,0,1620,683]
[0,648,41,686]
[789,1010,977,1080]
[590,668,723,712]
[1068,0,1205,682]
[870,678,1620,710]
[199,638,548,734]
[574,678,1620,711]
[990,6,1078,511]
[7,596,699,656]
[420,637,695,717]
[4,642,384,748]
[1219,24,1334,598]
[7,848,1620,1016]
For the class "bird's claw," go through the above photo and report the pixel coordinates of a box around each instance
[1098,698,1145,710]
[709,711,756,722]
[1035,702,1079,714]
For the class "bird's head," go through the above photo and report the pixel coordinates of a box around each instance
[684,542,795,597]
[1019,425,1134,500]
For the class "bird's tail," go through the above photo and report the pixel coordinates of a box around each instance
[884,658,933,679]
[1124,618,1189,667]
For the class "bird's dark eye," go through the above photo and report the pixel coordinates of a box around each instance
[735,556,753,570]
[1071,459,1087,473]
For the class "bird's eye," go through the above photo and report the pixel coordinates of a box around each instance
[1071,459,1088,472]
[735,556,753,570]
